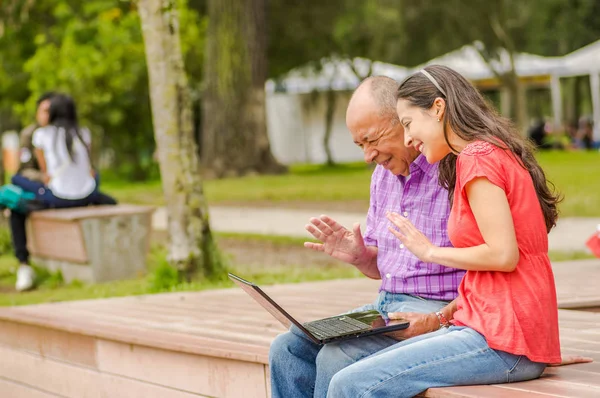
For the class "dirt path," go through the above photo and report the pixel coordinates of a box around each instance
[217,237,343,269]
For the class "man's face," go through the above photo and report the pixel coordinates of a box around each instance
[36,99,51,126]
[348,109,419,177]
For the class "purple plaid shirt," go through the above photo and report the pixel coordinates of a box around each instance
[363,155,465,301]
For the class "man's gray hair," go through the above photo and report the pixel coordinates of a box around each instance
[352,76,400,123]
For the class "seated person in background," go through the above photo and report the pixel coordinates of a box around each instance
[574,116,595,150]
[527,118,549,149]
[17,92,55,182]
[15,92,116,205]
[10,93,116,292]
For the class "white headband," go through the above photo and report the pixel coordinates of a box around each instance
[420,69,446,97]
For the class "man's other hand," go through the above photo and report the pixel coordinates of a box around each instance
[384,312,440,340]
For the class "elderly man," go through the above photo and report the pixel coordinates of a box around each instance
[268,76,465,398]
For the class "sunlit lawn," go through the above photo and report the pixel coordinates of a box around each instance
[103,162,373,205]
[0,234,593,306]
[104,151,600,217]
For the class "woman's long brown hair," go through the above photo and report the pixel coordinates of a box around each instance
[397,65,561,232]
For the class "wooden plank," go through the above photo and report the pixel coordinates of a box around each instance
[27,218,88,263]
[264,364,271,398]
[542,366,600,386]
[96,339,268,398]
[0,320,97,368]
[0,345,209,398]
[553,260,600,309]
[496,374,600,397]
[0,310,270,363]
[0,378,61,398]
[30,204,155,221]
[422,384,556,397]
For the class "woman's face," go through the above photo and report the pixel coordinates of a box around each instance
[396,98,450,164]
[36,99,51,127]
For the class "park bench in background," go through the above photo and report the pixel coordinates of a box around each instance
[26,204,155,283]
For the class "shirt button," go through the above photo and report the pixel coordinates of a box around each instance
[403,211,408,217]
[386,273,391,279]
[400,244,405,249]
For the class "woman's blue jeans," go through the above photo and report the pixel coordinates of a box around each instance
[327,326,546,397]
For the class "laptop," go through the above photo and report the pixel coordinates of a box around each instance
[229,273,409,345]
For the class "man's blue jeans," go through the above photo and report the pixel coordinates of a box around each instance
[327,326,546,397]
[269,291,449,398]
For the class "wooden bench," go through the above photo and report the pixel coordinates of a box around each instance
[26,204,155,283]
[0,275,598,397]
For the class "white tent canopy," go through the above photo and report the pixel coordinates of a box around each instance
[561,40,600,77]
[411,43,566,80]
[269,40,600,141]
[560,40,600,140]
[413,41,600,138]
[266,57,410,94]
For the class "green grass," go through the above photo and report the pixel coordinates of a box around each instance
[103,162,373,206]
[0,235,360,307]
[536,151,600,217]
[547,250,596,262]
[103,152,599,217]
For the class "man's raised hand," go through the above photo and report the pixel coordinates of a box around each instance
[304,215,367,265]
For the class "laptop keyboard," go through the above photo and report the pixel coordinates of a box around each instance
[303,315,371,339]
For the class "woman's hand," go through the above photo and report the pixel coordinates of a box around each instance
[386,211,436,262]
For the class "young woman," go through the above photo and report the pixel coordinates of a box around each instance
[325,65,562,397]
[11,93,116,291]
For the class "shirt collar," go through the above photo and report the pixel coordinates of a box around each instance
[409,154,437,178]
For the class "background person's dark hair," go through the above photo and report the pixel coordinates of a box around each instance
[35,91,57,107]
[48,93,87,162]
[396,65,562,232]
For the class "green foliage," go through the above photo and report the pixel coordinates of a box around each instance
[523,0,600,56]
[147,256,180,292]
[0,0,206,180]
[31,264,64,289]
[0,224,13,256]
[146,240,228,292]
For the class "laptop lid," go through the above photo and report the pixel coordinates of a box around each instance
[229,273,312,335]
[228,273,409,344]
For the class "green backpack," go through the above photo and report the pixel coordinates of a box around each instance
[0,184,37,214]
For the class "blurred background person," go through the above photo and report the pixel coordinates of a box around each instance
[10,94,116,291]
[16,92,56,182]
[574,116,595,150]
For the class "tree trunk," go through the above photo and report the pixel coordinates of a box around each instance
[202,0,286,178]
[138,0,223,280]
[505,71,528,135]
[323,89,336,166]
